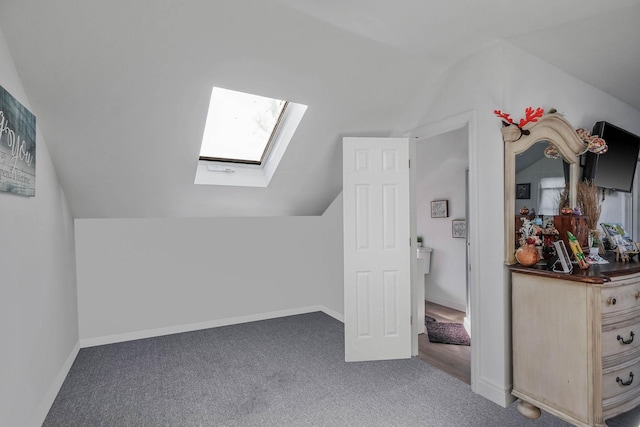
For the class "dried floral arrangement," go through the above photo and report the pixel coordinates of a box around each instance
[577,180,602,230]
[557,184,570,215]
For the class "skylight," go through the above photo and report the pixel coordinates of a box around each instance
[199,87,288,165]
[194,87,307,188]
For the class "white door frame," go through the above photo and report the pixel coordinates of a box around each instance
[407,110,479,390]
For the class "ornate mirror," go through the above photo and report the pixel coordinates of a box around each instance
[503,113,588,264]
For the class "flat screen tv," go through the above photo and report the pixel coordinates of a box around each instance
[582,121,640,192]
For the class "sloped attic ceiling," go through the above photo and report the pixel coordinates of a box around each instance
[0,0,638,218]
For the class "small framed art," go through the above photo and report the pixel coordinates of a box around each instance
[516,183,530,199]
[430,200,448,218]
[452,219,466,238]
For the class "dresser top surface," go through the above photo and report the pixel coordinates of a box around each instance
[509,252,640,284]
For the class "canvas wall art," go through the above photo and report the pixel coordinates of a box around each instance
[452,219,466,238]
[0,84,36,197]
[430,200,448,218]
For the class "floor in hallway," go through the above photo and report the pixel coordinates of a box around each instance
[417,301,471,384]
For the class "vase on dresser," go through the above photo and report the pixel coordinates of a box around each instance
[515,244,540,266]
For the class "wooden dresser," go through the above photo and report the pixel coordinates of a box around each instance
[511,257,640,426]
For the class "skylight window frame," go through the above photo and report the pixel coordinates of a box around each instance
[194,97,307,188]
[199,101,288,165]
[198,88,289,166]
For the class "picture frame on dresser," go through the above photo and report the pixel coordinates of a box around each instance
[551,240,573,273]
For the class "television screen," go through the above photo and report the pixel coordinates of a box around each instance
[582,121,640,192]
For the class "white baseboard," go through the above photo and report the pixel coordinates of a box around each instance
[425,295,466,313]
[472,376,515,408]
[320,305,344,323]
[80,305,343,348]
[30,341,80,427]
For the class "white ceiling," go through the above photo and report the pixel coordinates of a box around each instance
[0,0,638,218]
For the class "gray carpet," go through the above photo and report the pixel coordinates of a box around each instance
[42,312,638,426]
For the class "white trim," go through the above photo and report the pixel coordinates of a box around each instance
[262,103,307,184]
[80,305,341,348]
[30,341,80,427]
[194,102,307,187]
[407,110,476,141]
[320,305,344,323]
[408,110,485,401]
[473,376,516,408]
[463,315,471,337]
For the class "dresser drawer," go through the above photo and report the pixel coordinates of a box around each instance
[603,358,640,400]
[601,282,640,315]
[603,320,640,359]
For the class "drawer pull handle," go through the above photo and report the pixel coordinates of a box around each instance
[617,331,635,345]
[607,297,617,306]
[616,372,634,386]
[636,291,640,300]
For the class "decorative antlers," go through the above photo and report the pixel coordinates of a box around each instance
[493,107,544,128]
[493,110,513,126]
[518,107,544,128]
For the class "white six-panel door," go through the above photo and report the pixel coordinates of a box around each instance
[343,137,412,362]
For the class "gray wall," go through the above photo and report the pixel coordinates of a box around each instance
[0,28,79,427]
[75,195,344,344]
[416,126,468,311]
[404,41,640,406]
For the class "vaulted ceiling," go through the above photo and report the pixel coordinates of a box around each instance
[0,1,638,218]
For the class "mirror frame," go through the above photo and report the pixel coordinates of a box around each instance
[504,113,587,264]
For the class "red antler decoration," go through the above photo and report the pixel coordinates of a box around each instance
[494,107,545,132]
[518,107,544,128]
[493,110,514,125]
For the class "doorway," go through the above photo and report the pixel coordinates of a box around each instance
[411,118,472,383]
[418,301,471,384]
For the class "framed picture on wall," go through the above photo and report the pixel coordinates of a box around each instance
[430,200,448,218]
[452,219,466,238]
[0,84,36,197]
[516,183,530,199]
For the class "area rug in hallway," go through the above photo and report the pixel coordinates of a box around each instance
[425,316,471,346]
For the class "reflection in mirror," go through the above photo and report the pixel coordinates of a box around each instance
[503,113,586,265]
[515,141,568,216]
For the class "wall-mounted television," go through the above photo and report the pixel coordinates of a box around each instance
[582,121,640,192]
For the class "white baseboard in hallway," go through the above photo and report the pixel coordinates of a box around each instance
[425,296,466,313]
